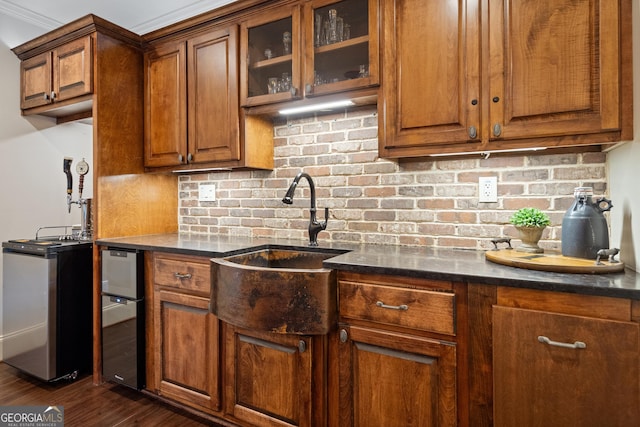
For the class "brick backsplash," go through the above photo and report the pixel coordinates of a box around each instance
[178,105,608,251]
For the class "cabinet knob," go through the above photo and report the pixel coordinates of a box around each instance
[468,126,478,139]
[471,99,478,106]
[298,340,307,353]
[493,123,502,137]
[492,96,500,103]
[187,153,193,163]
[178,154,183,163]
[43,93,50,101]
[51,91,57,101]
[339,329,348,343]
[290,86,298,97]
[305,83,312,94]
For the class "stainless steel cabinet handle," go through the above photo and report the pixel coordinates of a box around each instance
[376,301,408,311]
[174,272,192,279]
[538,335,586,349]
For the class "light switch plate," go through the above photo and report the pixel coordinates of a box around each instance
[479,176,498,203]
[199,183,216,202]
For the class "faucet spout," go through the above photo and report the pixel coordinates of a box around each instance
[282,172,328,246]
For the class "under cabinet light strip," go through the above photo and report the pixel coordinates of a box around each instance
[279,100,355,115]
[429,147,547,158]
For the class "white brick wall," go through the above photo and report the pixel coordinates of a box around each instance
[179,105,608,250]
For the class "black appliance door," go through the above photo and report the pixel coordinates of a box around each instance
[101,295,145,389]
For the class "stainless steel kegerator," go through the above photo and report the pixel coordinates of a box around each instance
[101,248,145,389]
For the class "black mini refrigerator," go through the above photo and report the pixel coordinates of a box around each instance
[101,248,145,389]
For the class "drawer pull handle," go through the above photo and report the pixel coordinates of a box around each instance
[376,301,408,311]
[174,272,192,279]
[538,335,586,349]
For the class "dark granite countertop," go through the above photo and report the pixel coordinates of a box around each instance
[97,233,640,300]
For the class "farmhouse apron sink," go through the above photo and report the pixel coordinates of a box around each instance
[210,248,342,334]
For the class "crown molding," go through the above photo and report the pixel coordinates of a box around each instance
[0,0,62,31]
[0,0,237,37]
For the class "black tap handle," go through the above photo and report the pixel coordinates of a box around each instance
[322,207,329,229]
[63,158,73,195]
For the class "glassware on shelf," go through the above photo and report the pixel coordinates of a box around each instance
[314,14,323,47]
[264,49,273,59]
[358,64,369,78]
[281,72,291,92]
[343,24,351,40]
[283,32,291,55]
[328,9,338,44]
[268,77,279,94]
[336,17,344,42]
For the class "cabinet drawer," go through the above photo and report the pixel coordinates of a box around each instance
[339,280,455,335]
[154,253,210,294]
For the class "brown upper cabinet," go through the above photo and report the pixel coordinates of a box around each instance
[19,36,92,111]
[144,24,273,171]
[240,0,379,107]
[379,0,633,158]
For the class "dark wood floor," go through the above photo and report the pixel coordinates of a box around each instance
[0,362,222,426]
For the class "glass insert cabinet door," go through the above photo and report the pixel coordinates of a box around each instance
[240,0,378,107]
[240,5,302,107]
[304,0,378,97]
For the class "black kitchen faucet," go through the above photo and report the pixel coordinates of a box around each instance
[282,172,329,246]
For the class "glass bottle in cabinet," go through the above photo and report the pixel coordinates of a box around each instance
[304,0,378,97]
[240,5,301,107]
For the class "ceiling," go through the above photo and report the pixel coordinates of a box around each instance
[0,0,239,47]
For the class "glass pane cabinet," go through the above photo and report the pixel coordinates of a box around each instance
[304,0,378,97]
[240,0,378,107]
[240,5,302,107]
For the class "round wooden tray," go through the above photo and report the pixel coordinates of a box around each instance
[485,249,624,274]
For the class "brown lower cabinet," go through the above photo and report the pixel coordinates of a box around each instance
[147,253,640,427]
[223,324,326,427]
[336,325,457,427]
[150,253,221,415]
[493,288,640,427]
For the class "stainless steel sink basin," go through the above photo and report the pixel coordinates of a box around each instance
[210,248,343,335]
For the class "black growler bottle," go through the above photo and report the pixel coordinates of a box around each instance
[561,187,613,259]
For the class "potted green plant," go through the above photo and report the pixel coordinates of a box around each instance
[509,208,551,253]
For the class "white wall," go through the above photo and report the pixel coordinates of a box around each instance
[608,0,640,271]
[0,17,94,360]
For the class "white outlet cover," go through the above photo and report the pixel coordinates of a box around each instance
[479,176,498,203]
[199,183,216,202]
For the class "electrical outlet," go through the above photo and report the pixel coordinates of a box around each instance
[199,183,216,202]
[479,176,498,203]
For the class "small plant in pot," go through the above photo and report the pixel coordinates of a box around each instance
[509,208,551,253]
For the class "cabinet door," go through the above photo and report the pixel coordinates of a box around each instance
[493,306,640,427]
[155,290,220,413]
[337,325,457,427]
[20,51,52,109]
[379,0,482,158]
[144,41,188,167]
[240,5,302,107]
[224,325,316,427]
[488,0,622,142]
[52,36,93,103]
[187,26,240,164]
[303,0,379,97]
